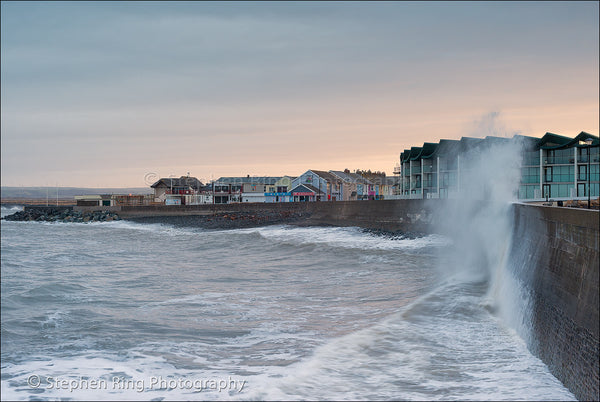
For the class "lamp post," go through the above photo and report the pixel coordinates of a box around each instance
[585,138,593,209]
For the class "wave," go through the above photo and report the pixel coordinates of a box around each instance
[230,225,450,252]
[239,280,576,401]
[0,205,24,218]
[0,348,249,401]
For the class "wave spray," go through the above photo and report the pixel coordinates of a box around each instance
[434,135,535,344]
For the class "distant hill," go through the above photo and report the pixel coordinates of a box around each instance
[1,187,152,199]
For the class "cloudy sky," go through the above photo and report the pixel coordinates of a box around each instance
[1,1,598,187]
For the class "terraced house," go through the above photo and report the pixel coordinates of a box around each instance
[398,131,599,201]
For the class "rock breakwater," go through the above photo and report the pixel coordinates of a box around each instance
[126,210,305,229]
[2,208,120,223]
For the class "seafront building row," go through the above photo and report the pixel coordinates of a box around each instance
[397,131,599,202]
[148,170,398,205]
[74,131,598,207]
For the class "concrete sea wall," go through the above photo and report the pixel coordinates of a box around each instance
[112,200,438,233]
[508,204,599,401]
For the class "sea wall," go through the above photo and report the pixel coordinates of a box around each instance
[113,200,438,233]
[509,203,599,401]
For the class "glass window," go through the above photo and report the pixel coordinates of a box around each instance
[578,165,587,181]
[546,148,573,164]
[519,185,538,199]
[544,167,552,182]
[522,150,539,166]
[591,146,599,162]
[589,164,600,181]
[521,167,540,184]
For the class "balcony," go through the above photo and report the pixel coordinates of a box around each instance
[544,157,573,165]
[165,189,195,195]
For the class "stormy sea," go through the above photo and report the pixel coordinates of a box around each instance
[0,203,575,401]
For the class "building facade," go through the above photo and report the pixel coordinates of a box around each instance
[151,176,203,204]
[291,170,330,201]
[398,132,599,201]
[212,176,281,204]
[265,176,294,203]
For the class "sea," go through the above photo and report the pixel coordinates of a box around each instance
[0,204,576,401]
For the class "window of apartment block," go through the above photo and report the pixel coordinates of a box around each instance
[591,146,599,162]
[552,165,574,182]
[549,183,573,197]
[546,148,573,164]
[592,164,600,181]
[519,185,537,199]
[522,150,539,166]
[544,167,553,182]
[578,147,590,163]
[578,165,588,181]
[521,167,540,184]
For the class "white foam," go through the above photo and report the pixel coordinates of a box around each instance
[238,282,576,401]
[0,351,249,401]
[233,225,450,251]
[0,205,24,218]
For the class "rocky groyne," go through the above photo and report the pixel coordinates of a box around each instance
[126,210,305,229]
[2,206,120,223]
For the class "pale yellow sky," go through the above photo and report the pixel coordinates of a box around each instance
[1,2,598,187]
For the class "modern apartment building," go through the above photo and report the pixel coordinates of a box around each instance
[398,132,599,201]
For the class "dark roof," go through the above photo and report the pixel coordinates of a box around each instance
[415,142,439,160]
[537,132,572,149]
[400,132,598,164]
[408,146,422,161]
[291,184,320,194]
[431,139,460,157]
[539,131,599,149]
[400,149,412,163]
[151,177,203,189]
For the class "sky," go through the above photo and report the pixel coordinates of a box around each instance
[1,1,598,187]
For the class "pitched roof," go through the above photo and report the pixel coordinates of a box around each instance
[291,184,320,194]
[537,132,573,149]
[414,142,439,160]
[408,146,422,161]
[151,177,203,189]
[347,173,374,185]
[540,131,599,149]
[329,171,358,182]
[400,149,412,163]
[431,139,460,157]
[310,170,342,183]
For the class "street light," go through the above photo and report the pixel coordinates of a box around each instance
[585,138,593,209]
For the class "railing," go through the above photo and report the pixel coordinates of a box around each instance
[544,157,573,165]
[578,156,600,163]
[165,189,194,195]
